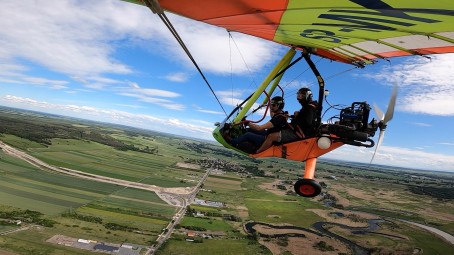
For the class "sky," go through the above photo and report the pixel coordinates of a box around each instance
[1,0,453,172]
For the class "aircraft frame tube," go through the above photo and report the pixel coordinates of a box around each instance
[233,48,296,123]
[262,52,294,104]
[261,56,293,106]
[301,50,324,128]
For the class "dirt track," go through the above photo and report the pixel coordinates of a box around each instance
[0,141,191,206]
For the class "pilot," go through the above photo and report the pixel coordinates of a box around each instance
[231,96,288,153]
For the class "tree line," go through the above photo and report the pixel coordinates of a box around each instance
[0,114,153,153]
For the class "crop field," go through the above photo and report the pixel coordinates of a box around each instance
[204,176,243,191]
[28,138,192,187]
[88,195,176,218]
[157,238,271,255]
[29,142,195,188]
[76,205,169,232]
[180,217,234,232]
[0,151,113,215]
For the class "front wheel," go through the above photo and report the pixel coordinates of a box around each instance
[294,179,322,197]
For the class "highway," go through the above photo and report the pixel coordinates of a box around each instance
[146,168,211,255]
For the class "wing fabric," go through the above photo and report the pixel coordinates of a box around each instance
[127,0,454,66]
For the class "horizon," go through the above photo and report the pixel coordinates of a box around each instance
[1,0,453,171]
[2,105,453,174]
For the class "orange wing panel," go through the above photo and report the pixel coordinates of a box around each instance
[160,0,289,41]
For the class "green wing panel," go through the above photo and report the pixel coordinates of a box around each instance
[124,0,454,65]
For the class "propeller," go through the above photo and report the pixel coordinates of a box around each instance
[369,84,398,164]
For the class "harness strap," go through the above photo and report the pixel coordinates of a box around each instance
[287,123,305,139]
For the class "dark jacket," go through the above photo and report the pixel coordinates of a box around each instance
[267,112,288,134]
[290,101,317,137]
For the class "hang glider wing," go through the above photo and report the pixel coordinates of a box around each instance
[126,0,454,66]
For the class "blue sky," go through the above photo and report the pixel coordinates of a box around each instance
[1,0,453,171]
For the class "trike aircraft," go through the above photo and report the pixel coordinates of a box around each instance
[126,0,454,197]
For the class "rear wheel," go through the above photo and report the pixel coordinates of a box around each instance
[294,179,322,197]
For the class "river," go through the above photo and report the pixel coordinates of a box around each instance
[245,216,454,255]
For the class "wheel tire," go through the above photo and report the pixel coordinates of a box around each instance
[294,179,322,197]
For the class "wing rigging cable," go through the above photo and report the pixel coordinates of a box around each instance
[142,0,228,117]
[227,31,257,114]
[228,32,257,90]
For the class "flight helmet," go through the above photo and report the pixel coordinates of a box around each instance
[298,88,313,102]
[270,96,285,110]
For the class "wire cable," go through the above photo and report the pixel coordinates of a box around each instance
[144,1,228,117]
[228,31,257,90]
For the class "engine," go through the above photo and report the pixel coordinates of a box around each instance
[339,102,378,136]
[326,102,379,147]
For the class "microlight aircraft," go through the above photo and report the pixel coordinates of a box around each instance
[127,0,454,197]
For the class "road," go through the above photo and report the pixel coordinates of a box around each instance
[397,219,454,246]
[147,168,211,255]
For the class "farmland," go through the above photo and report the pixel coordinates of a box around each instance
[1,107,454,255]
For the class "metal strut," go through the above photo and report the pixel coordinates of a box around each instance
[301,48,324,130]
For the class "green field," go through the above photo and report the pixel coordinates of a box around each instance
[157,238,272,255]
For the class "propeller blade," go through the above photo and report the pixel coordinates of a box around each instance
[370,130,385,164]
[370,84,397,165]
[373,103,384,121]
[383,84,398,124]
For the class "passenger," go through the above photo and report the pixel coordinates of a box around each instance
[231,96,288,153]
[291,87,318,137]
[255,88,317,153]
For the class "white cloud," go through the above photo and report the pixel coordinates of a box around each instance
[363,54,454,116]
[409,122,432,127]
[128,81,140,89]
[439,142,454,146]
[0,1,139,77]
[0,64,69,89]
[0,63,28,77]
[324,144,454,172]
[192,104,224,115]
[159,18,282,75]
[163,72,189,82]
[216,89,258,108]
[137,88,180,98]
[117,83,183,110]
[0,0,280,78]
[119,92,184,111]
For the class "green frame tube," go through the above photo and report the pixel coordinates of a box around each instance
[233,48,296,123]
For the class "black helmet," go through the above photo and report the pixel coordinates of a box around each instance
[271,96,285,110]
[298,87,313,102]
